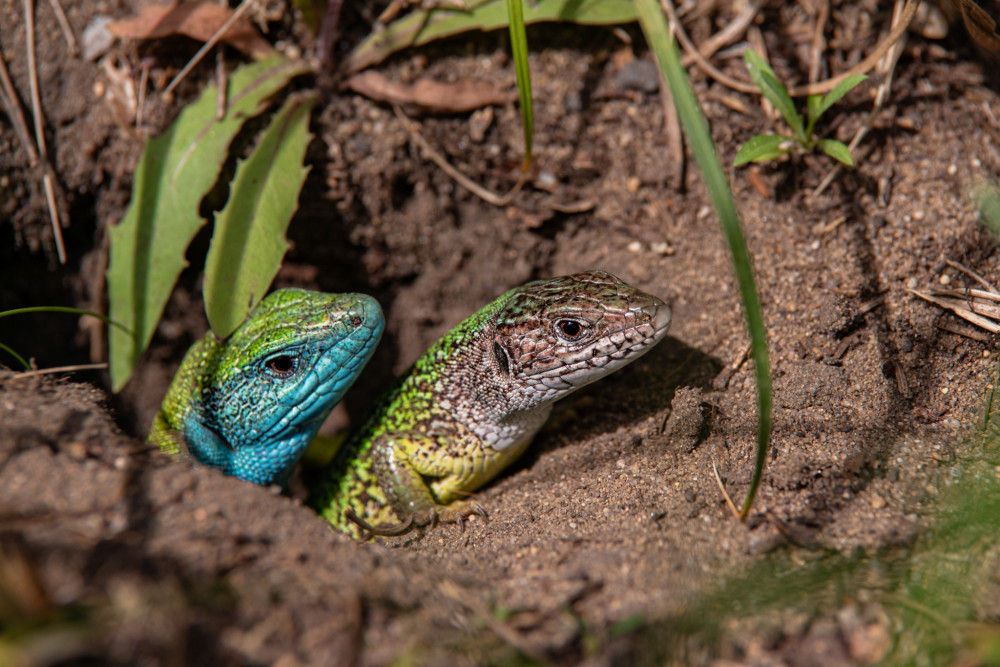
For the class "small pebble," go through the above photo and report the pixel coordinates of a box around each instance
[947,164,958,175]
[627,241,642,253]
[939,274,951,285]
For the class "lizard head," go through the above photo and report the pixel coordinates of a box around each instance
[184,288,383,485]
[489,271,671,411]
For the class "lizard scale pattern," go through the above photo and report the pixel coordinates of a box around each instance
[310,271,670,538]
[150,288,384,486]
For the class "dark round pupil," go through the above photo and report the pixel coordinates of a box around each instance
[266,356,295,374]
[559,320,581,337]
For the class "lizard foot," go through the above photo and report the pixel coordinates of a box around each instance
[412,499,489,532]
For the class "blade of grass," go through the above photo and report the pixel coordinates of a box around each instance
[0,306,131,334]
[636,0,772,519]
[0,342,30,369]
[506,0,532,168]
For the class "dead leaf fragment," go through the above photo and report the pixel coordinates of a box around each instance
[344,71,515,113]
[108,2,273,59]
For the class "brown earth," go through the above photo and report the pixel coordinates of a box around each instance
[3,0,1000,664]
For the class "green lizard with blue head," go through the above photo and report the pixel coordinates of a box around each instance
[309,271,671,538]
[150,288,384,486]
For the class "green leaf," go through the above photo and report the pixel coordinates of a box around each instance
[507,0,533,167]
[733,134,789,166]
[815,73,867,122]
[203,95,316,338]
[974,181,1000,236]
[106,55,312,392]
[638,0,771,519]
[743,49,805,142]
[806,94,823,126]
[345,0,637,72]
[817,138,854,166]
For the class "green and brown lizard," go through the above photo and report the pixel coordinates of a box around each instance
[150,288,384,486]
[309,271,670,537]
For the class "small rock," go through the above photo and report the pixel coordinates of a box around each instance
[614,59,659,93]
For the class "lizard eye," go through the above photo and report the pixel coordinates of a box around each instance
[555,319,586,341]
[263,354,298,378]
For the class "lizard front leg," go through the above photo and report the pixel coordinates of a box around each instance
[369,431,487,529]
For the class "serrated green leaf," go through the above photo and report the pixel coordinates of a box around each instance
[204,95,316,338]
[815,73,867,121]
[817,138,854,166]
[743,49,804,142]
[106,55,312,392]
[733,134,789,166]
[346,0,637,72]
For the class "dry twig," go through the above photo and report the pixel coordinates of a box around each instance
[24,0,67,264]
[811,0,909,199]
[663,0,921,97]
[392,104,527,207]
[163,0,256,98]
[45,0,79,54]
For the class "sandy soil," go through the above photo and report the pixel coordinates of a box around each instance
[3,0,1000,664]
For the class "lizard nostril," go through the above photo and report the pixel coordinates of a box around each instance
[350,316,363,328]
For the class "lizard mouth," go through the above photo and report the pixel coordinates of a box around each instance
[649,301,672,337]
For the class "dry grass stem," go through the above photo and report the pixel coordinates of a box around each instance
[665,0,919,97]
[909,288,1000,334]
[163,0,256,98]
[808,0,830,84]
[0,46,39,166]
[25,0,67,263]
[812,0,908,199]
[945,259,1000,295]
[393,104,527,207]
[46,0,79,54]
[712,459,741,519]
[11,363,108,379]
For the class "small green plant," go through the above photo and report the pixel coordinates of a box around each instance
[106,55,315,391]
[734,49,866,167]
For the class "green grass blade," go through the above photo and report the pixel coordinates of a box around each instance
[733,134,788,166]
[817,138,854,166]
[636,0,772,518]
[204,95,316,338]
[0,306,131,334]
[0,342,30,369]
[506,0,533,167]
[106,55,311,392]
[973,181,1000,235]
[345,0,637,72]
[743,49,805,142]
